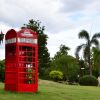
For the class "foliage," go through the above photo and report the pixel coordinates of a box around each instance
[53,44,70,59]
[51,45,79,82]
[49,70,63,81]
[75,30,100,76]
[79,75,98,86]
[22,19,50,78]
[77,59,89,77]
[0,60,5,82]
[51,54,79,82]
[92,47,100,76]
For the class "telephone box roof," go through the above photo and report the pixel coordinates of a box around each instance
[5,28,37,39]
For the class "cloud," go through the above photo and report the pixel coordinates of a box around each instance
[0,22,19,33]
[1,0,96,33]
[0,0,61,29]
[60,0,90,13]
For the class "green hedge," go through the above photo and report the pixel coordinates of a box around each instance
[79,75,98,86]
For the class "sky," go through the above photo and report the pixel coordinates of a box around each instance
[0,0,100,59]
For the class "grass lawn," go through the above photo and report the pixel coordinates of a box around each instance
[0,80,100,100]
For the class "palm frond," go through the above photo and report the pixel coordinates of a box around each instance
[78,30,89,40]
[90,39,99,47]
[92,33,100,39]
[75,44,86,59]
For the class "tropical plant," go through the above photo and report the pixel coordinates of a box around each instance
[75,30,100,76]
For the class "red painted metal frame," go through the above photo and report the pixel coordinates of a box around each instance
[5,28,38,92]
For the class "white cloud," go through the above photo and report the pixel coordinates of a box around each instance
[0,0,95,32]
[0,0,62,29]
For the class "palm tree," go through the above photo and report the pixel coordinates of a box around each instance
[75,30,100,76]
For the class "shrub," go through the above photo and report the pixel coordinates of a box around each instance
[0,60,5,82]
[0,71,5,82]
[49,70,63,81]
[79,75,98,86]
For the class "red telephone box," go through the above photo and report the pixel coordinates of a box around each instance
[5,28,38,92]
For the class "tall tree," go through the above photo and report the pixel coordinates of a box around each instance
[75,30,100,76]
[52,55,79,81]
[22,19,50,77]
[51,44,79,81]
